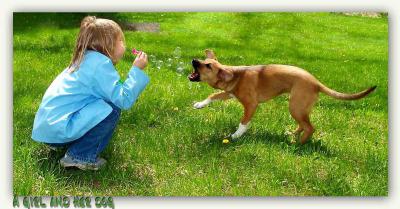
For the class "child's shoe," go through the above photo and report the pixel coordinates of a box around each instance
[59,154,107,171]
[48,145,64,151]
[46,143,67,151]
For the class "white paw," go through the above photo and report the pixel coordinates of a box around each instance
[193,99,210,109]
[230,133,241,139]
[193,102,206,109]
[230,123,249,139]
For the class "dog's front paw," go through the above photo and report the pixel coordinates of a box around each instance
[193,101,207,109]
[230,133,241,139]
[230,123,249,139]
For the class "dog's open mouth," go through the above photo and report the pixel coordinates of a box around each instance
[188,71,200,82]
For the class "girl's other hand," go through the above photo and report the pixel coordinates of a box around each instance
[133,52,148,70]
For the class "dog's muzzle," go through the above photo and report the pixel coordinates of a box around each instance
[188,59,201,82]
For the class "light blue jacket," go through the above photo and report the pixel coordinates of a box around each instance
[31,50,150,143]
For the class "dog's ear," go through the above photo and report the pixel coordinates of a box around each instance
[205,49,217,60]
[217,69,233,82]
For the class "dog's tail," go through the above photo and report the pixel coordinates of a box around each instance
[319,83,377,100]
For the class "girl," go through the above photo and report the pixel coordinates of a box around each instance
[31,16,149,170]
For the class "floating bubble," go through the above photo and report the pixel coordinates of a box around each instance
[156,60,164,70]
[176,68,183,75]
[149,55,156,64]
[173,47,181,59]
[188,81,193,90]
[176,61,185,76]
[166,58,173,67]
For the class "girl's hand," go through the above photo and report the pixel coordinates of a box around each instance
[133,52,148,70]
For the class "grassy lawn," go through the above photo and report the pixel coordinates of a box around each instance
[13,12,388,196]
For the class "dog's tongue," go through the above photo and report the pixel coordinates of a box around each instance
[188,72,200,81]
[189,72,198,79]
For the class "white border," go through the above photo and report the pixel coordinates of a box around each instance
[2,0,397,209]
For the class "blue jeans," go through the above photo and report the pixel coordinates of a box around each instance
[48,102,121,163]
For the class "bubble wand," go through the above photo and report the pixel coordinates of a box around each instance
[132,48,142,55]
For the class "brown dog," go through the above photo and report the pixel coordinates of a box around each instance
[188,49,376,144]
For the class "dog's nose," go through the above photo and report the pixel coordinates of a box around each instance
[192,59,200,67]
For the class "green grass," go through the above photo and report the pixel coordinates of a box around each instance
[13,12,388,196]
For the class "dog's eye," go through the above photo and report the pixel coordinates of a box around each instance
[205,63,212,69]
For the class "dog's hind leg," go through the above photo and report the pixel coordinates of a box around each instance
[294,125,304,135]
[298,116,314,144]
[193,91,233,109]
[289,88,318,144]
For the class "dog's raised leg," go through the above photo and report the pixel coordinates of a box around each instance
[231,103,258,139]
[193,91,232,109]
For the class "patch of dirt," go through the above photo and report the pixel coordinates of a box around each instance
[120,22,160,32]
[340,12,385,18]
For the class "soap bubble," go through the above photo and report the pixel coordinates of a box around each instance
[149,55,156,64]
[188,81,193,90]
[176,61,185,76]
[176,68,183,75]
[156,60,164,70]
[173,47,181,59]
[166,58,173,67]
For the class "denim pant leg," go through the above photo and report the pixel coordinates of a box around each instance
[66,102,121,163]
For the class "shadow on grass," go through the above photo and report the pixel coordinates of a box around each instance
[190,127,335,159]
[34,145,155,196]
[251,131,335,157]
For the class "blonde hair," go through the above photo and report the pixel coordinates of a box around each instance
[68,16,125,72]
